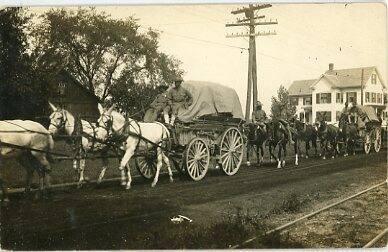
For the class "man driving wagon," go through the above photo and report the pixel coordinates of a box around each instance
[143,85,169,123]
[163,77,193,126]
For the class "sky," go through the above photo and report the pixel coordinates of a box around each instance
[29,3,387,114]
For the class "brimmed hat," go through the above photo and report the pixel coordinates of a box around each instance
[174,76,184,82]
[256,101,262,107]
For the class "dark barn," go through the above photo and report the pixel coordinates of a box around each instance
[49,70,100,122]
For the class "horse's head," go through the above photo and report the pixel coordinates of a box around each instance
[244,122,268,145]
[97,104,115,134]
[292,118,305,131]
[48,102,67,135]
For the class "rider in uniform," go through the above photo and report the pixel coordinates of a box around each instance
[164,77,193,126]
[143,85,169,123]
[252,101,267,135]
[339,101,350,131]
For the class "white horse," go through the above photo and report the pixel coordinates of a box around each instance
[96,105,173,189]
[48,102,111,187]
[0,120,54,202]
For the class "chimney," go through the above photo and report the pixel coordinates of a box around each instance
[329,63,334,71]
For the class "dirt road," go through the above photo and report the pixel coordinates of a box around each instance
[1,150,386,249]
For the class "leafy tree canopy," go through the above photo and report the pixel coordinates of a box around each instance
[0,8,50,121]
[32,8,184,115]
[270,85,296,120]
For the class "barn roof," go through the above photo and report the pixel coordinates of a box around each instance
[288,79,316,96]
[58,69,100,102]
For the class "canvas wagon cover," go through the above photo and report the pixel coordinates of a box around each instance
[349,105,379,122]
[176,81,244,122]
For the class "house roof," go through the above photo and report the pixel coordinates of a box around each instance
[288,79,316,96]
[321,66,385,89]
[58,69,101,102]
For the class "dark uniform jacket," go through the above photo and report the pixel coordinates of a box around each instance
[252,109,267,123]
[150,92,168,111]
[166,86,193,105]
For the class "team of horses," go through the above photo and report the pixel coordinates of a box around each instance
[244,114,360,168]
[0,103,359,202]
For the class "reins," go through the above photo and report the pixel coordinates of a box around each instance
[0,121,51,135]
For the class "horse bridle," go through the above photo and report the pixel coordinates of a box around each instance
[97,113,113,135]
[50,110,67,132]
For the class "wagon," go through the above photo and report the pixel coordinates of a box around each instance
[134,81,246,181]
[348,105,382,154]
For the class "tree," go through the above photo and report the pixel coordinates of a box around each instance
[0,8,50,120]
[270,85,296,120]
[32,8,184,115]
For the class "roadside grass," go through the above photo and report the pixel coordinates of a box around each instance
[127,207,304,249]
[269,192,311,215]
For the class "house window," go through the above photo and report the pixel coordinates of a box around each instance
[377,93,382,104]
[365,92,370,103]
[346,92,357,104]
[290,97,299,106]
[371,74,377,84]
[336,93,343,103]
[58,82,66,95]
[372,93,376,103]
[384,94,388,104]
[320,93,331,104]
[316,93,331,104]
[316,111,331,122]
[303,97,312,105]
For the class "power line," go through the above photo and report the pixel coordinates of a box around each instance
[138,26,248,51]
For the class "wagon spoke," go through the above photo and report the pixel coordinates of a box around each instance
[198,160,206,170]
[221,151,229,159]
[197,154,208,160]
[232,152,240,161]
[198,148,207,156]
[231,131,238,148]
[234,143,243,150]
[226,155,230,171]
[187,158,196,164]
[194,162,200,178]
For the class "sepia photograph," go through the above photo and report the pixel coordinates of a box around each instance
[0,1,387,249]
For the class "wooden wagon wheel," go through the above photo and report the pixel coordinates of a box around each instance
[184,137,210,181]
[374,128,382,153]
[364,131,372,154]
[135,154,156,180]
[219,127,244,176]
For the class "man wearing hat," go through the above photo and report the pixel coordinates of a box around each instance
[252,101,268,134]
[164,77,193,125]
[143,85,169,123]
[341,101,351,123]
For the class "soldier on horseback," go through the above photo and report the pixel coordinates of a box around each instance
[252,101,268,135]
[340,101,351,125]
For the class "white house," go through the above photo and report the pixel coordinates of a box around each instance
[288,64,387,125]
[288,79,316,124]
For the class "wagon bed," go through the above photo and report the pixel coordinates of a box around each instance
[135,81,246,181]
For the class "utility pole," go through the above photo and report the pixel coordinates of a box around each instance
[226,4,277,121]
